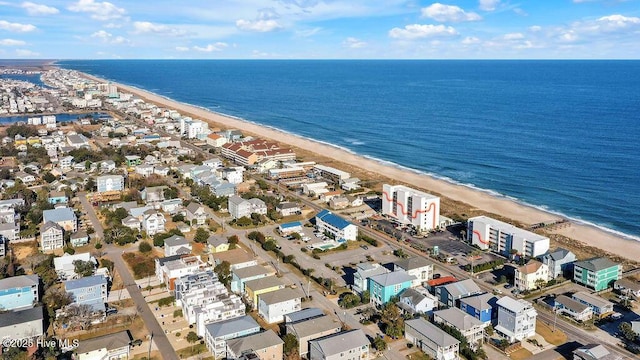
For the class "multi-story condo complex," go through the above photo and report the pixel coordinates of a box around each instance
[382,184,441,232]
[315,210,358,241]
[467,215,550,257]
[573,257,621,292]
[495,297,537,342]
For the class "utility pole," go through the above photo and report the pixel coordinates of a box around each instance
[148,332,154,360]
[552,305,558,332]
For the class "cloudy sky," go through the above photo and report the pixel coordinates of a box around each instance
[0,0,639,59]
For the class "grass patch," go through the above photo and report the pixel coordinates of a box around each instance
[122,252,156,279]
[176,343,208,358]
[405,351,431,360]
[536,321,567,346]
[509,348,534,360]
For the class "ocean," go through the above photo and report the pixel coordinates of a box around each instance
[57,60,640,240]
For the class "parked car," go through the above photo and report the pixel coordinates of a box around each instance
[361,245,369,250]
[433,273,441,279]
[504,284,513,289]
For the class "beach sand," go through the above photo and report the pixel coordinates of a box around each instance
[82,73,640,262]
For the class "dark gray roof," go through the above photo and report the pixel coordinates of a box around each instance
[285,308,325,324]
[405,318,460,348]
[0,274,39,289]
[0,306,43,327]
[555,295,591,314]
[75,331,131,354]
[399,288,428,306]
[164,235,188,247]
[439,278,482,298]
[207,235,228,247]
[545,248,573,261]
[309,330,369,357]
[574,257,619,272]
[434,307,485,331]
[394,256,432,271]
[41,220,63,233]
[186,202,204,214]
[227,330,283,355]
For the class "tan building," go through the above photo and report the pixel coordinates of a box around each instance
[286,315,342,357]
[226,329,283,360]
[515,261,549,292]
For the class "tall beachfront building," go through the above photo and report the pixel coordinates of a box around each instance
[467,216,549,257]
[381,184,440,232]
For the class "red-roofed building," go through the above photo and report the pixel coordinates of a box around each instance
[206,133,228,147]
[426,276,457,292]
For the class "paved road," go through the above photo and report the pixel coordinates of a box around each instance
[78,192,180,360]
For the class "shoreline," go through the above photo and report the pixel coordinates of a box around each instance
[77,71,640,263]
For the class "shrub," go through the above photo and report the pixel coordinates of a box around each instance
[158,296,175,307]
[139,241,152,253]
[174,309,183,318]
[95,242,102,249]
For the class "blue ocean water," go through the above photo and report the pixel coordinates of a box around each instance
[0,112,109,124]
[57,60,640,239]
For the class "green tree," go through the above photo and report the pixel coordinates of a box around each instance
[372,337,386,351]
[262,240,277,252]
[84,178,96,191]
[290,232,302,240]
[73,260,95,277]
[228,235,239,249]
[361,290,370,304]
[100,258,114,272]
[172,213,185,222]
[163,186,179,199]
[139,241,152,253]
[619,322,638,342]
[338,292,361,309]
[42,172,56,183]
[214,261,232,287]
[236,216,252,227]
[186,331,200,354]
[194,228,210,244]
[282,333,299,359]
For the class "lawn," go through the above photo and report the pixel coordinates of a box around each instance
[176,343,208,358]
[122,252,157,279]
[536,321,568,346]
[510,348,534,360]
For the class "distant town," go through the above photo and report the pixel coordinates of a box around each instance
[0,67,638,360]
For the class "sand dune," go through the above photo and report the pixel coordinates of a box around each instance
[84,73,640,262]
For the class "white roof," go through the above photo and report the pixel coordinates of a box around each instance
[497,296,533,312]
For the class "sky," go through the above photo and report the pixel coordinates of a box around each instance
[0,0,639,59]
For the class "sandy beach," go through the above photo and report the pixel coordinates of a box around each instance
[81,73,640,262]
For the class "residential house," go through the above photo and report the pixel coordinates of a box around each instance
[244,276,286,308]
[174,270,218,306]
[231,265,276,294]
[160,198,183,214]
[64,275,108,313]
[220,167,244,184]
[258,288,302,324]
[394,256,434,287]
[554,295,593,322]
[124,155,141,166]
[43,207,77,232]
[276,202,301,217]
[0,306,44,341]
[315,209,358,241]
[228,195,267,220]
[515,261,549,292]
[352,263,390,294]
[435,278,483,308]
[203,157,223,168]
[67,134,90,148]
[207,235,230,253]
[40,221,64,251]
[54,253,96,280]
[329,196,349,209]
[204,315,260,359]
[573,257,622,292]
[285,308,325,323]
[209,248,258,270]
[48,190,68,205]
[99,160,116,172]
[70,231,89,247]
[164,235,192,257]
[572,291,614,318]
[286,315,341,358]
[434,307,487,349]
[278,221,303,235]
[539,248,577,279]
[206,133,228,147]
[0,275,39,311]
[135,164,155,177]
[460,293,498,324]
[58,156,74,171]
[141,210,166,236]
[74,331,131,360]
[96,174,124,193]
[368,271,416,306]
[15,171,36,185]
[572,344,622,360]
[0,222,19,242]
[155,255,204,291]
[397,288,438,315]
[121,216,141,231]
[405,318,460,360]
[226,330,283,360]
[495,297,537,342]
[308,329,369,360]
[140,186,166,207]
[614,279,640,298]
[186,202,207,226]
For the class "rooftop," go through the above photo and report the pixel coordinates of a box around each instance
[0,274,39,289]
[517,261,545,275]
[64,275,107,290]
[316,209,352,230]
[287,314,341,338]
[244,276,284,291]
[205,315,259,338]
[0,306,43,327]
[574,257,620,272]
[459,293,498,312]
[439,278,482,298]
[555,295,591,314]
[468,215,549,243]
[43,207,76,223]
[405,318,460,348]
[285,308,325,324]
[233,265,274,279]
[227,330,283,355]
[258,287,302,305]
[572,291,613,309]
[75,331,131,354]
[164,235,188,247]
[434,307,485,331]
[394,256,433,271]
[309,330,369,357]
[369,270,416,287]
[497,296,534,313]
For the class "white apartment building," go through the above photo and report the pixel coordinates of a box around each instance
[257,288,302,324]
[155,255,204,291]
[96,175,124,193]
[227,195,267,219]
[181,281,245,336]
[382,184,441,232]
[315,209,358,241]
[467,216,550,257]
[495,297,537,342]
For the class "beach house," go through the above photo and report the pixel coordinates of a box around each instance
[64,275,108,313]
[539,248,576,279]
[405,318,460,360]
[368,271,416,306]
[315,209,358,241]
[495,297,537,342]
[394,256,434,287]
[514,261,549,292]
[573,257,621,291]
[257,287,303,324]
[286,315,342,358]
[435,278,483,307]
[226,330,283,360]
[204,316,260,359]
[0,275,39,311]
[308,329,369,360]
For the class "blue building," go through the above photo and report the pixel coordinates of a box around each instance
[435,279,483,308]
[315,209,358,241]
[0,275,39,311]
[459,293,498,324]
[368,271,416,306]
[48,191,68,205]
[64,275,108,313]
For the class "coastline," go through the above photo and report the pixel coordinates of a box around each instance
[78,72,640,263]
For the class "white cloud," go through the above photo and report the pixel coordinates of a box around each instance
[236,19,282,32]
[503,32,524,40]
[479,0,500,11]
[342,37,366,48]
[597,14,640,30]
[421,3,481,22]
[68,0,126,21]
[0,39,26,46]
[193,42,228,52]
[0,20,36,32]
[21,2,59,15]
[529,25,542,32]
[175,46,189,52]
[91,30,129,44]
[133,21,186,37]
[295,27,322,38]
[389,24,458,40]
[15,49,39,57]
[462,36,480,45]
